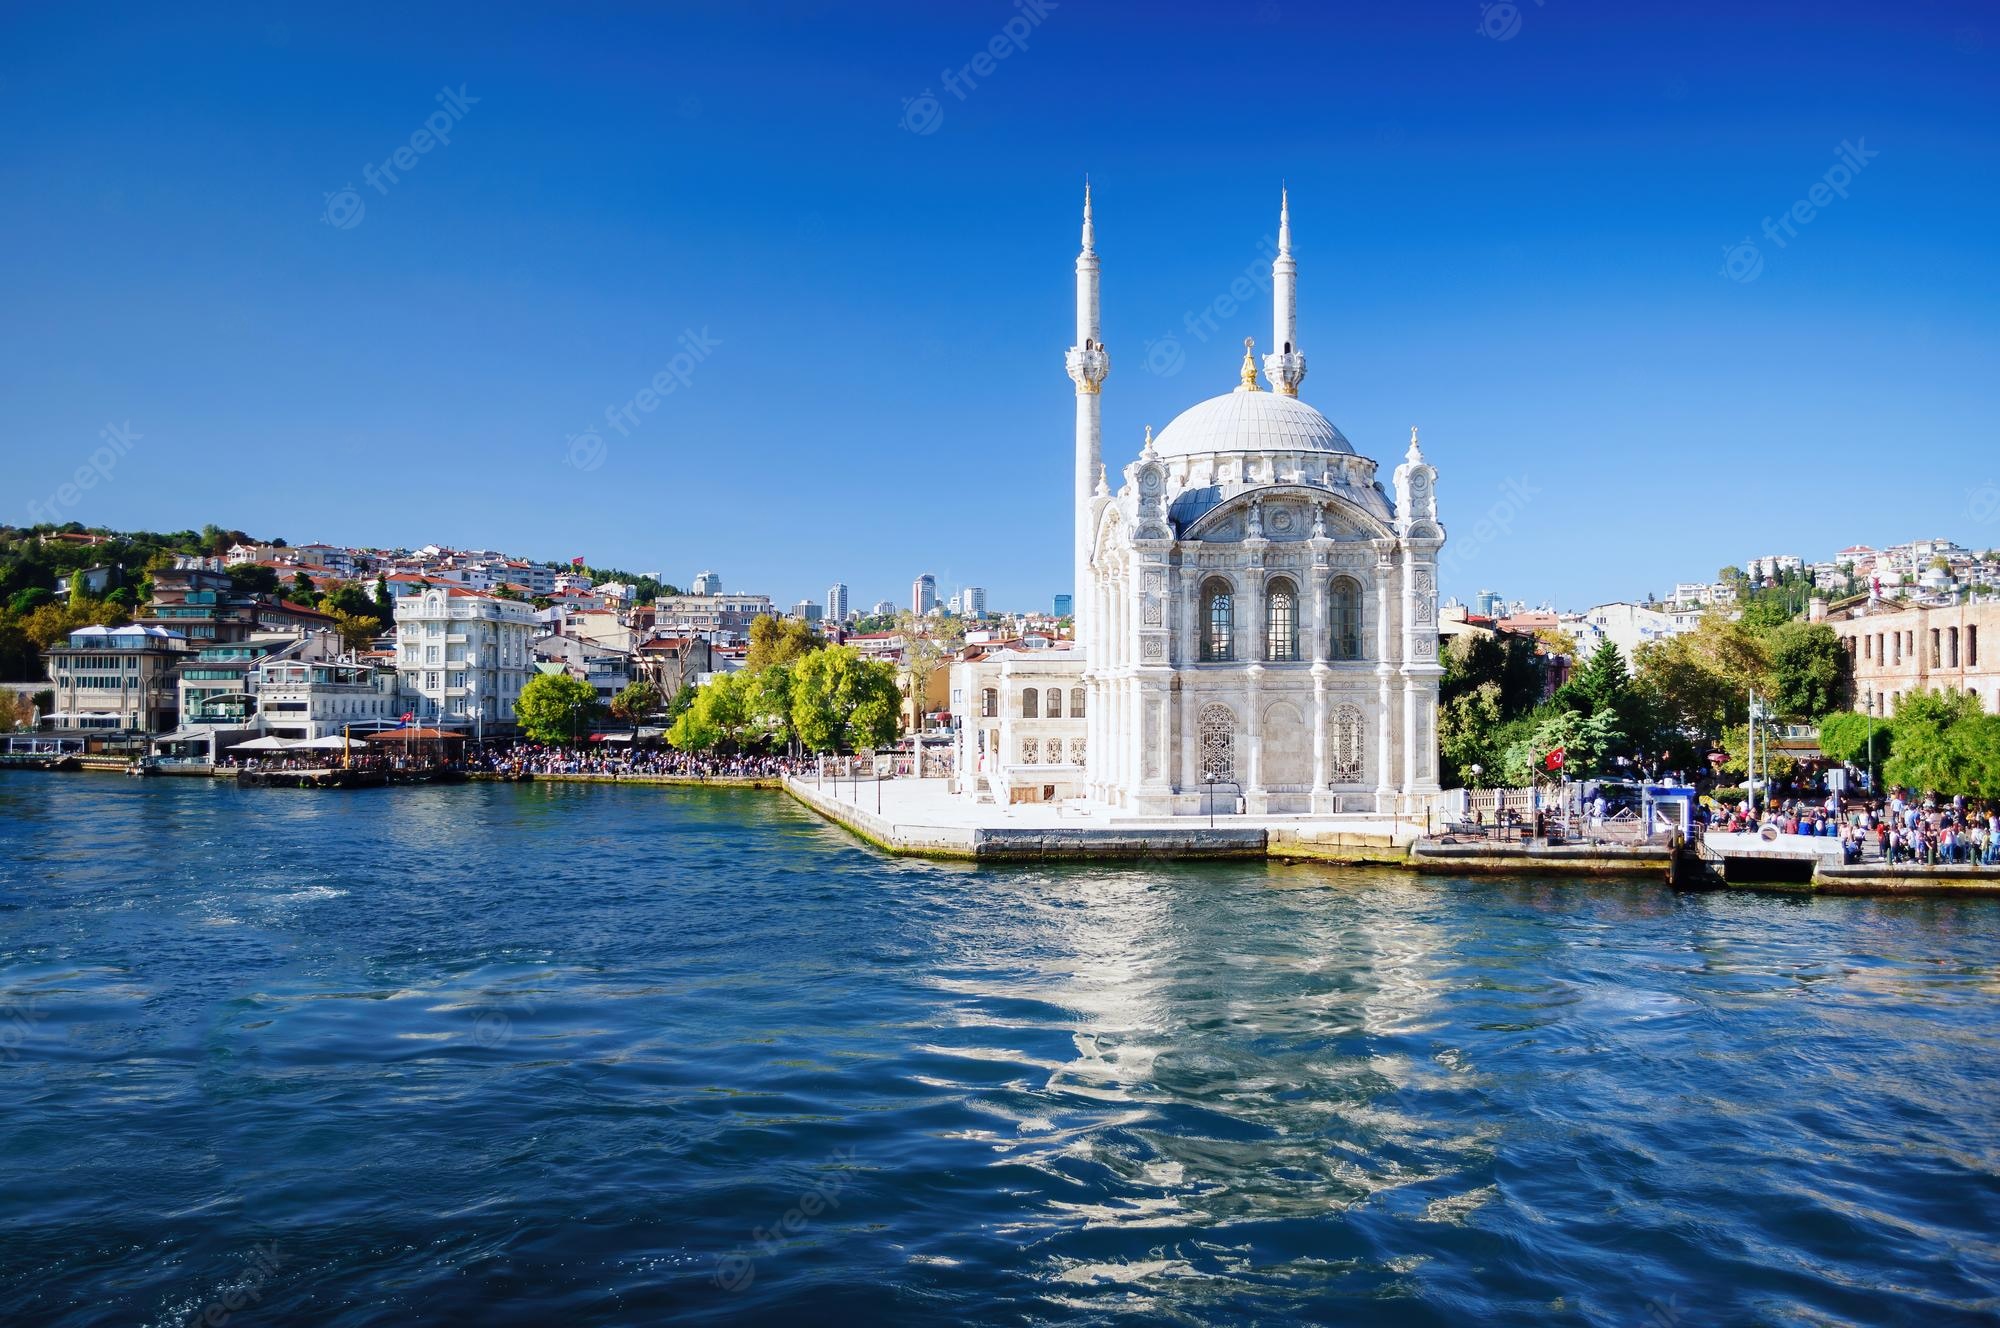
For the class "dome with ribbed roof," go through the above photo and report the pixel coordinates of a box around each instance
[1149,389,1351,458]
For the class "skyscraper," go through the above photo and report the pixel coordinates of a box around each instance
[691,570,721,596]
[1053,593,1073,619]
[962,585,987,618]
[912,573,937,616]
[826,582,849,623]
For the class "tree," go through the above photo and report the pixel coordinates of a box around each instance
[330,609,384,652]
[750,662,798,751]
[289,571,316,603]
[895,610,963,729]
[1633,610,1768,740]
[1765,622,1849,720]
[1882,689,1988,797]
[1501,709,1619,785]
[515,672,598,745]
[666,682,698,721]
[610,680,661,722]
[666,703,720,752]
[226,564,280,597]
[1816,711,1885,767]
[372,576,395,622]
[745,615,824,673]
[791,646,901,753]
[8,587,52,616]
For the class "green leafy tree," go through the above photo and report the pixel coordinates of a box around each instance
[1882,689,1987,796]
[1765,621,1850,720]
[515,672,599,745]
[667,703,720,752]
[610,680,661,722]
[330,609,384,652]
[750,662,798,751]
[666,682,698,721]
[1500,709,1619,785]
[289,571,316,603]
[791,646,901,753]
[8,587,52,616]
[373,576,395,622]
[1816,711,1887,767]
[226,564,280,597]
[745,615,825,673]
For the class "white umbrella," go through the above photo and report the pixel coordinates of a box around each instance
[295,733,367,750]
[231,735,296,752]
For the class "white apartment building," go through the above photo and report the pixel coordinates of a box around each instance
[393,586,537,736]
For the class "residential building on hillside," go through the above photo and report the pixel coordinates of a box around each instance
[826,583,849,623]
[911,573,937,616]
[691,570,722,596]
[652,591,774,639]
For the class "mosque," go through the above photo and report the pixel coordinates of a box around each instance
[952,189,1445,819]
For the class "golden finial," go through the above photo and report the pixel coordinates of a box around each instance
[1238,336,1260,392]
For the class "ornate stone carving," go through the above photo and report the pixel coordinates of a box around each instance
[1141,597,1163,626]
[1020,738,1038,764]
[1141,635,1165,660]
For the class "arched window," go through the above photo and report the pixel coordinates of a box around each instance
[1329,577,1363,660]
[1949,627,1960,668]
[1265,578,1299,661]
[1200,578,1234,662]
[981,687,997,718]
[1022,688,1038,719]
[1070,687,1085,718]
[1046,687,1063,718]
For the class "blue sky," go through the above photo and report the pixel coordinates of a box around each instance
[2,0,1995,613]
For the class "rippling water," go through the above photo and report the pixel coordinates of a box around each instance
[3,775,1998,1325]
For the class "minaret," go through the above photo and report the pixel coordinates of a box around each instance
[1065,183,1109,638]
[1263,188,1307,397]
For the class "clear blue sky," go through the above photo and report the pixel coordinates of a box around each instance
[3,0,1995,612]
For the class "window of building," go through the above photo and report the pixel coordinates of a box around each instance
[1046,687,1063,718]
[1070,687,1085,718]
[981,687,997,718]
[1948,627,1960,668]
[1329,577,1363,661]
[1022,688,1038,719]
[1932,629,1942,669]
[1265,578,1299,662]
[1200,579,1234,662]
[1969,626,1979,668]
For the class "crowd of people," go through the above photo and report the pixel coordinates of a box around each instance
[1708,793,2000,866]
[463,743,811,780]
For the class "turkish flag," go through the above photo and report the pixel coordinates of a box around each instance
[1545,746,1565,771]
[572,556,585,567]
[401,712,415,724]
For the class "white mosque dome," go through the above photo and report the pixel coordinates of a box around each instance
[1150,389,1352,459]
